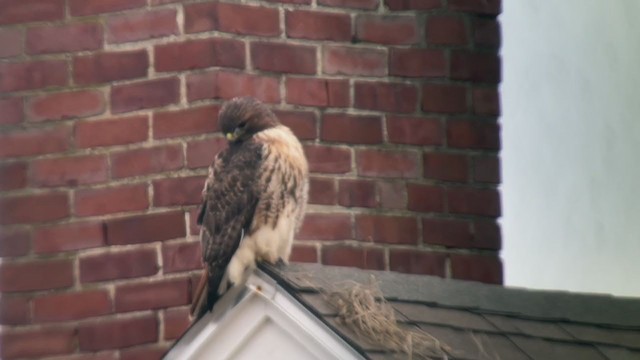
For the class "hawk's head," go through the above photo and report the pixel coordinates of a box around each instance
[218,97,279,143]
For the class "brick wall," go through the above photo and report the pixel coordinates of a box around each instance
[0,0,501,358]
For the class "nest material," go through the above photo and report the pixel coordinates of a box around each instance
[326,276,452,360]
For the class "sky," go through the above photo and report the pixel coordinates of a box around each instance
[501,0,640,297]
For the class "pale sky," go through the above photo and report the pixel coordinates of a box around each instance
[501,0,640,297]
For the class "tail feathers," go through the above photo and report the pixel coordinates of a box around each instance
[190,269,225,322]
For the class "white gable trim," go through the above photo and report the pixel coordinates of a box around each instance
[164,270,364,360]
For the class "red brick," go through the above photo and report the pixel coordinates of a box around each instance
[286,77,349,108]
[450,254,502,284]
[473,220,501,249]
[355,214,418,244]
[298,213,352,241]
[151,0,181,4]
[385,0,441,10]
[0,0,63,25]
[321,113,382,145]
[155,38,245,72]
[308,177,337,205]
[0,60,67,92]
[0,229,30,257]
[426,15,467,45]
[390,250,446,276]
[111,144,184,178]
[69,0,145,16]
[389,48,446,78]
[422,218,472,248]
[79,315,158,351]
[356,15,418,45]
[75,115,148,148]
[107,9,178,44]
[473,87,500,115]
[154,176,205,207]
[447,120,500,150]
[183,2,217,33]
[274,110,317,140]
[422,84,468,114]
[267,0,311,3]
[0,192,69,225]
[0,296,30,325]
[26,22,102,55]
[449,0,501,15]
[376,181,407,209]
[27,90,105,122]
[33,221,104,254]
[187,137,227,169]
[187,70,280,104]
[0,260,72,292]
[74,50,148,85]
[474,19,501,48]
[31,154,108,187]
[0,97,22,125]
[474,155,500,184]
[0,162,27,191]
[447,187,501,217]
[33,290,111,322]
[318,0,378,10]
[290,245,318,263]
[424,153,469,182]
[286,10,351,41]
[406,183,445,212]
[323,45,386,77]
[106,211,186,245]
[304,145,352,174]
[185,2,279,36]
[0,126,69,159]
[354,82,418,113]
[163,241,202,273]
[338,179,376,208]
[451,51,501,83]
[80,248,158,283]
[321,245,384,270]
[217,2,279,36]
[154,105,218,140]
[252,42,316,74]
[356,149,419,178]
[49,351,118,360]
[0,28,23,58]
[74,184,149,217]
[121,346,167,360]
[164,308,190,340]
[116,278,190,313]
[188,207,200,236]
[0,328,74,359]
[111,77,179,113]
[387,115,442,146]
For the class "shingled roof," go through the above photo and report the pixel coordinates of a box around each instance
[261,263,640,360]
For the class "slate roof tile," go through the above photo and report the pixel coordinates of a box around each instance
[561,323,640,350]
[392,302,499,332]
[508,335,608,360]
[257,263,640,360]
[597,345,640,360]
[483,314,575,341]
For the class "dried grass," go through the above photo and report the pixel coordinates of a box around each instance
[325,276,453,360]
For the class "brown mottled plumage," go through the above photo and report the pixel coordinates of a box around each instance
[191,97,308,320]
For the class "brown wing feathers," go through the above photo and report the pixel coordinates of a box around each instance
[191,142,263,320]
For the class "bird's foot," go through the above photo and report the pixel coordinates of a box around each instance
[275,258,287,268]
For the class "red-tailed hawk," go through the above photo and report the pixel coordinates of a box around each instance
[191,97,309,320]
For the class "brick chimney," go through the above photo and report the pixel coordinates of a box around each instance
[0,0,501,358]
